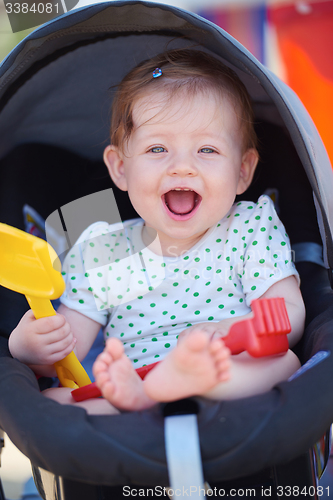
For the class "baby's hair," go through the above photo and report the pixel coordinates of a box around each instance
[110,49,257,153]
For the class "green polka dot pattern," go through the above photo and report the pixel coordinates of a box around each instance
[59,196,299,368]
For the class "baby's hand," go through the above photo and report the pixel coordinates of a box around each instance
[9,310,76,366]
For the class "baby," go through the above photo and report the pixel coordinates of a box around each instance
[9,49,305,415]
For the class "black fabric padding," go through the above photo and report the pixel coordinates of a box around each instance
[297,263,333,329]
[0,143,138,338]
[0,143,138,231]
[240,122,322,246]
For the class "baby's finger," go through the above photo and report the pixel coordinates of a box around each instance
[42,321,72,345]
[47,333,76,356]
[23,309,37,321]
[32,313,67,334]
[45,338,77,364]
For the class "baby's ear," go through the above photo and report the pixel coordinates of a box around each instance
[103,145,128,191]
[236,148,259,195]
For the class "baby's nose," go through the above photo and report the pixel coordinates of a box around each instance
[168,155,198,176]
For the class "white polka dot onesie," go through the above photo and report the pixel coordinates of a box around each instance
[60,195,299,368]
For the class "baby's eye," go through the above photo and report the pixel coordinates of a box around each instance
[200,147,217,154]
[148,146,166,153]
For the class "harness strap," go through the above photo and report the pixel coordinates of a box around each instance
[164,414,205,499]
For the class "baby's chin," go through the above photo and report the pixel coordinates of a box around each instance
[141,224,159,249]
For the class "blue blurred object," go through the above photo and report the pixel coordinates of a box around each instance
[21,476,41,500]
[80,328,104,382]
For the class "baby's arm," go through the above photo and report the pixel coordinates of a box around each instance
[207,275,305,400]
[180,276,305,347]
[56,305,102,361]
[214,276,305,346]
[175,276,304,401]
[254,275,305,347]
[9,304,101,377]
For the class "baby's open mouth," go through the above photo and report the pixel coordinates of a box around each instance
[163,188,202,216]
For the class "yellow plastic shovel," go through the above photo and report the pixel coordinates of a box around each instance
[0,223,91,389]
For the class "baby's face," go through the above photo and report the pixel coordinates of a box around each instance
[105,89,258,255]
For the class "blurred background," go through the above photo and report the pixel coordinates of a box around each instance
[0,0,332,498]
[1,0,333,175]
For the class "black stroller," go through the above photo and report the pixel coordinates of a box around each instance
[0,1,333,499]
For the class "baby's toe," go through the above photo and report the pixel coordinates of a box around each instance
[101,380,116,400]
[93,354,111,374]
[216,358,230,381]
[215,342,230,359]
[105,338,125,359]
[95,370,112,387]
[186,331,210,352]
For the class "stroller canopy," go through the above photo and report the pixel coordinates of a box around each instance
[0,0,333,487]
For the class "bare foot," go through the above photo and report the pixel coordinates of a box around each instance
[143,331,231,402]
[93,338,156,411]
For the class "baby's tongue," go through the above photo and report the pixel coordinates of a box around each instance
[165,190,195,214]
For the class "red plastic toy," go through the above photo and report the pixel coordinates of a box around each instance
[72,297,290,402]
[223,297,290,357]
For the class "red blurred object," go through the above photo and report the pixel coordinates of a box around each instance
[268,1,333,167]
[136,361,160,379]
[72,362,160,402]
[72,297,290,402]
[223,298,290,357]
[72,381,101,401]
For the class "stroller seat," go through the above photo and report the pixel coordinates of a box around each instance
[0,1,333,498]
